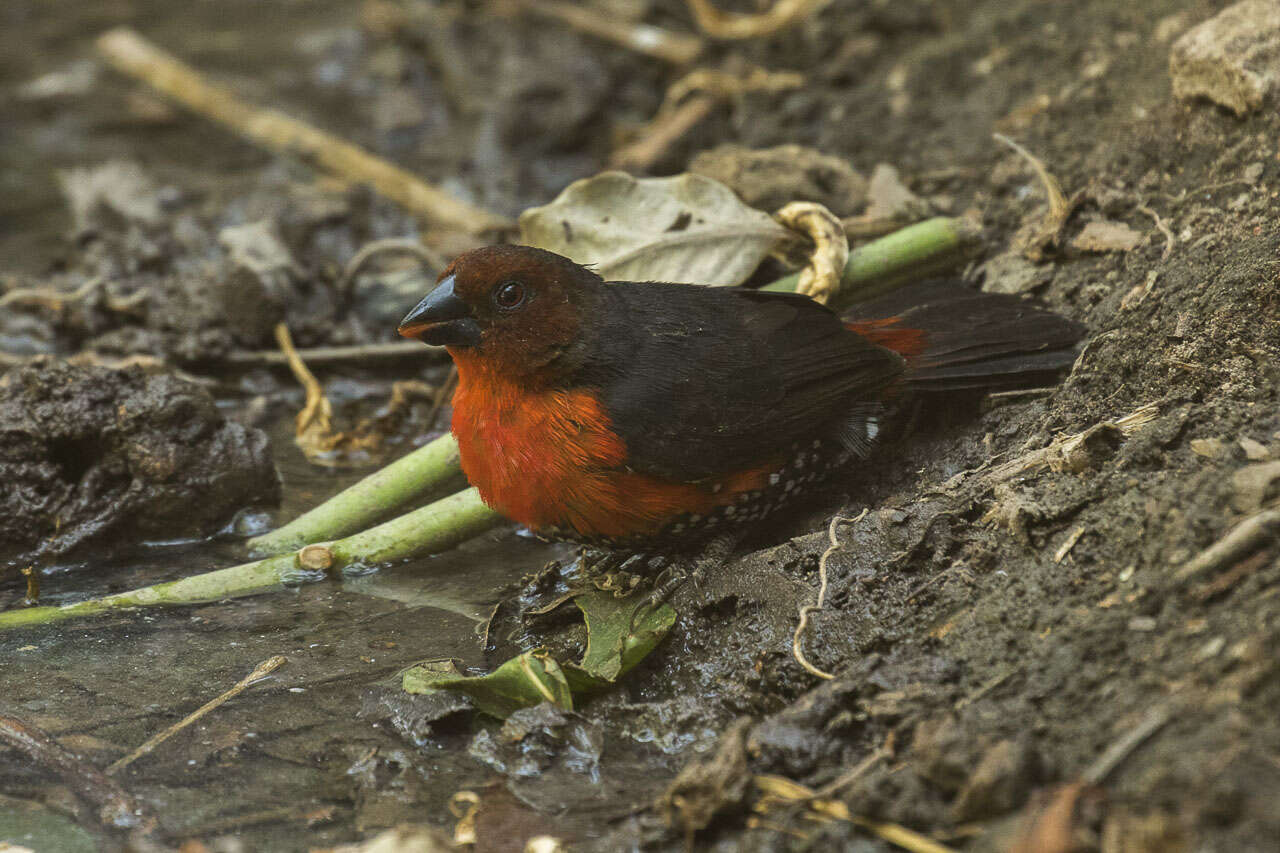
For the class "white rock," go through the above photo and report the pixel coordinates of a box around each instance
[1170,0,1280,116]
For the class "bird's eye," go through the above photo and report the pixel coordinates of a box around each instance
[493,280,526,310]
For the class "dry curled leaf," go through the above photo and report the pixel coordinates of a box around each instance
[519,171,796,286]
[1071,220,1143,253]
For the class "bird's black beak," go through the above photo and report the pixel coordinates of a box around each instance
[397,275,482,347]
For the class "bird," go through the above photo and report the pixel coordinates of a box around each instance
[398,244,1084,569]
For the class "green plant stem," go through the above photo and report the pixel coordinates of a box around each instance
[0,489,499,631]
[248,433,466,556]
[763,216,981,312]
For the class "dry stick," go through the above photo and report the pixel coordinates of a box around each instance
[1081,702,1177,786]
[792,511,866,680]
[1137,203,1176,260]
[0,275,104,309]
[522,0,704,64]
[814,745,888,798]
[1053,525,1085,563]
[337,237,447,302]
[95,27,510,236]
[1171,508,1280,585]
[219,340,442,368]
[106,655,287,775]
[845,816,959,853]
[685,0,825,39]
[611,93,718,171]
[993,133,1068,220]
[0,714,153,831]
[612,66,804,170]
[757,772,958,853]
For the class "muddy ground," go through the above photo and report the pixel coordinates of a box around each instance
[2,0,1280,851]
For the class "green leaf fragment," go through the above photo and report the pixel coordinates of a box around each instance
[401,650,572,718]
[401,589,675,718]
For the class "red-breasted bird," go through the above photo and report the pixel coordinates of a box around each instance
[398,245,1083,555]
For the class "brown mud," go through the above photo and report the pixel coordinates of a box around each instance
[2,0,1279,850]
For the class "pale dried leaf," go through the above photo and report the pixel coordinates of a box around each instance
[519,171,795,286]
[1071,220,1143,253]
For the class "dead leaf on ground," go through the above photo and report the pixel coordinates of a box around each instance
[863,163,929,222]
[1071,220,1143,253]
[519,171,796,286]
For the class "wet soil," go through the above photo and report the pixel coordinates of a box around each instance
[3,0,1280,851]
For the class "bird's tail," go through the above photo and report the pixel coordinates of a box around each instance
[843,280,1086,391]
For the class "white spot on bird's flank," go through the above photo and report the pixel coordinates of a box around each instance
[866,418,880,439]
[770,473,781,485]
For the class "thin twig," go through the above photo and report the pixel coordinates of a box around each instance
[338,237,447,303]
[0,715,153,830]
[686,0,826,39]
[1081,702,1176,786]
[275,323,334,452]
[793,510,866,680]
[814,746,888,798]
[522,0,703,64]
[993,134,1067,220]
[994,133,1080,259]
[1172,508,1280,585]
[612,66,803,170]
[611,93,718,170]
[0,276,105,310]
[1137,204,1175,260]
[220,340,443,368]
[96,28,510,235]
[1053,525,1085,563]
[106,655,287,774]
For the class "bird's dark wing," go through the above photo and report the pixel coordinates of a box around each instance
[567,282,903,482]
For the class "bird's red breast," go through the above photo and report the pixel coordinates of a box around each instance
[398,245,1084,549]
[448,348,780,542]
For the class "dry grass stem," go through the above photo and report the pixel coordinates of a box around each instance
[96,27,510,235]
[1053,525,1086,563]
[792,510,866,680]
[338,238,447,301]
[276,323,337,459]
[612,66,803,170]
[1172,508,1280,585]
[221,341,441,368]
[754,770,959,853]
[973,403,1159,490]
[686,0,827,39]
[106,655,287,774]
[1138,204,1176,260]
[1081,702,1176,785]
[994,133,1080,258]
[611,94,718,170]
[523,0,704,64]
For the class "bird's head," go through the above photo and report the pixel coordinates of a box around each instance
[398,245,601,381]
